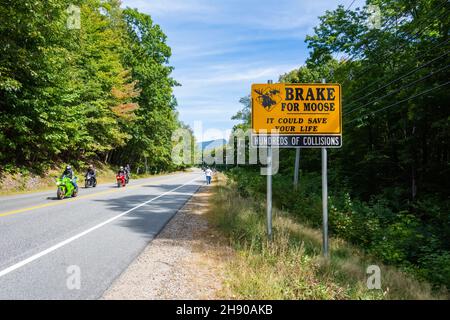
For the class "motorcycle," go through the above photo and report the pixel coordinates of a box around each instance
[56,176,78,200]
[116,173,126,188]
[85,173,97,188]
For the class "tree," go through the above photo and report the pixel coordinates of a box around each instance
[111,8,179,172]
[0,0,186,174]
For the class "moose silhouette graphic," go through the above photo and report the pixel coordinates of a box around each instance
[254,87,281,112]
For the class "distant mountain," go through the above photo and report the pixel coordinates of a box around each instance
[197,139,227,151]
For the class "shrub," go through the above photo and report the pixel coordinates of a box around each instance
[223,168,449,292]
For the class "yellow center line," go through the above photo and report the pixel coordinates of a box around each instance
[0,183,147,218]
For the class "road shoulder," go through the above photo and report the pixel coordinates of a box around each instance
[102,185,233,300]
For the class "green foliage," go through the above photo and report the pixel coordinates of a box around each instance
[211,174,445,299]
[0,0,191,173]
[226,0,449,291]
[226,167,449,291]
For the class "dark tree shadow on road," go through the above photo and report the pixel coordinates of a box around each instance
[92,183,200,241]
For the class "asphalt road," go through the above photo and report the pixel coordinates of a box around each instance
[0,170,203,299]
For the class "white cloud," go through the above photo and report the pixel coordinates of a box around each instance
[124,0,353,31]
[175,63,299,86]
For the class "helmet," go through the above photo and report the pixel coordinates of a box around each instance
[120,166,124,170]
[89,164,93,169]
[66,165,71,170]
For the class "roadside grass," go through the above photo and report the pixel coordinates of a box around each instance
[206,173,447,300]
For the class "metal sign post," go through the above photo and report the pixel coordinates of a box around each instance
[293,148,300,189]
[267,146,273,241]
[266,80,273,241]
[321,78,329,258]
[321,147,328,257]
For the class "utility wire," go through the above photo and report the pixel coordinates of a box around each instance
[346,0,357,11]
[317,0,442,72]
[314,2,407,67]
[342,2,448,100]
[347,81,450,124]
[344,63,450,117]
[341,0,447,68]
[345,33,449,103]
[336,10,403,64]
[343,49,450,115]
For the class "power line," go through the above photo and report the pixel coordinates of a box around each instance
[344,63,450,117]
[342,0,447,66]
[343,49,450,115]
[346,0,357,11]
[323,0,443,72]
[336,10,403,64]
[327,5,399,62]
[347,81,450,124]
[342,2,449,100]
[344,34,449,103]
[343,39,449,110]
[314,2,409,66]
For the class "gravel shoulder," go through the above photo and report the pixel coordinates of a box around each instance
[102,185,233,300]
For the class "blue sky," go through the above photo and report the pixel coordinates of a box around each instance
[121,0,365,142]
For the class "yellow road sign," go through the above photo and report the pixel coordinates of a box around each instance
[251,83,342,147]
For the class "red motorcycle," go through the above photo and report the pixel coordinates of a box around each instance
[116,173,126,188]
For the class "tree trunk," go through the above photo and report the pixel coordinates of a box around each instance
[145,156,148,174]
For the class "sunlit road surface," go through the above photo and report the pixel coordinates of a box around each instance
[0,170,203,299]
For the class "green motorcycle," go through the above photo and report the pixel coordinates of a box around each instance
[56,176,78,200]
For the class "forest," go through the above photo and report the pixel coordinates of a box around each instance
[0,0,448,293]
[0,0,193,174]
[226,0,449,290]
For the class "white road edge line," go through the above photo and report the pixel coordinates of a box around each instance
[0,177,199,279]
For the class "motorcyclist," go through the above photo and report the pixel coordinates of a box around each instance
[61,165,78,190]
[124,164,131,182]
[85,164,96,184]
[117,166,126,177]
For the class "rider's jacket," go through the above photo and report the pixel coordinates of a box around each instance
[61,169,75,180]
[85,168,96,177]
